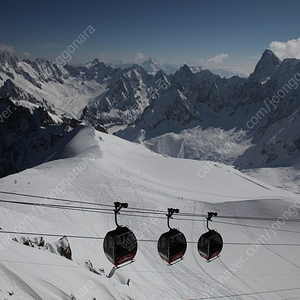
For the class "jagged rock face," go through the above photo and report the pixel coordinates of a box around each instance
[76,59,119,83]
[0,79,39,103]
[235,110,300,168]
[80,106,107,133]
[138,87,202,133]
[52,236,72,260]
[192,80,224,112]
[89,65,156,127]
[0,53,40,87]
[248,49,281,83]
[31,58,64,83]
[61,58,120,84]
[172,64,195,84]
[0,52,19,69]
[19,235,72,260]
[0,97,74,178]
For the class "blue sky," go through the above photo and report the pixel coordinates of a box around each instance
[1,0,300,72]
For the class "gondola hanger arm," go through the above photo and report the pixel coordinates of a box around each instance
[166,208,179,229]
[114,202,128,227]
[206,212,217,230]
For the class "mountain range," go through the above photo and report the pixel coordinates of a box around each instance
[109,57,250,78]
[0,49,300,178]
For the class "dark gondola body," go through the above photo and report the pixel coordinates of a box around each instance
[198,229,223,261]
[158,228,187,264]
[103,226,137,267]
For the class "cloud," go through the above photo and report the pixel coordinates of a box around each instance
[134,52,146,63]
[207,53,229,64]
[270,38,300,60]
[24,52,31,59]
[0,43,15,53]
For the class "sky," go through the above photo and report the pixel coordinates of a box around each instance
[1,0,300,73]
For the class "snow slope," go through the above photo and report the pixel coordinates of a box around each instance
[1,68,108,119]
[0,126,300,299]
[235,110,300,169]
[243,166,300,195]
[142,127,250,165]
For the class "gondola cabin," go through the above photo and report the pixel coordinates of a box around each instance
[198,230,223,261]
[158,228,187,264]
[103,226,137,267]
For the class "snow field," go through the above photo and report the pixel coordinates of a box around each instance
[0,126,299,299]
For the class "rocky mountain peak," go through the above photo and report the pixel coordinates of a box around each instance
[249,49,281,83]
[178,64,193,75]
[141,58,162,73]
[0,52,19,65]
[173,64,193,83]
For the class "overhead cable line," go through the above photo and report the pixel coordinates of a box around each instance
[1,190,300,222]
[1,230,300,246]
[0,190,162,213]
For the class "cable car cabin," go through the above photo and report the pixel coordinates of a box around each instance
[103,226,137,267]
[158,229,187,264]
[198,230,223,261]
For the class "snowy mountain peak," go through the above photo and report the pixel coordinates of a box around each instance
[83,59,106,71]
[33,57,49,65]
[131,63,145,72]
[84,59,108,71]
[0,52,19,68]
[260,49,281,66]
[92,58,100,64]
[0,79,38,102]
[263,48,278,57]
[143,57,160,65]
[140,58,162,74]
[249,48,281,83]
[127,64,150,79]
[90,58,107,68]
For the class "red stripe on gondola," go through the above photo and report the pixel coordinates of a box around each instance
[115,251,136,266]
